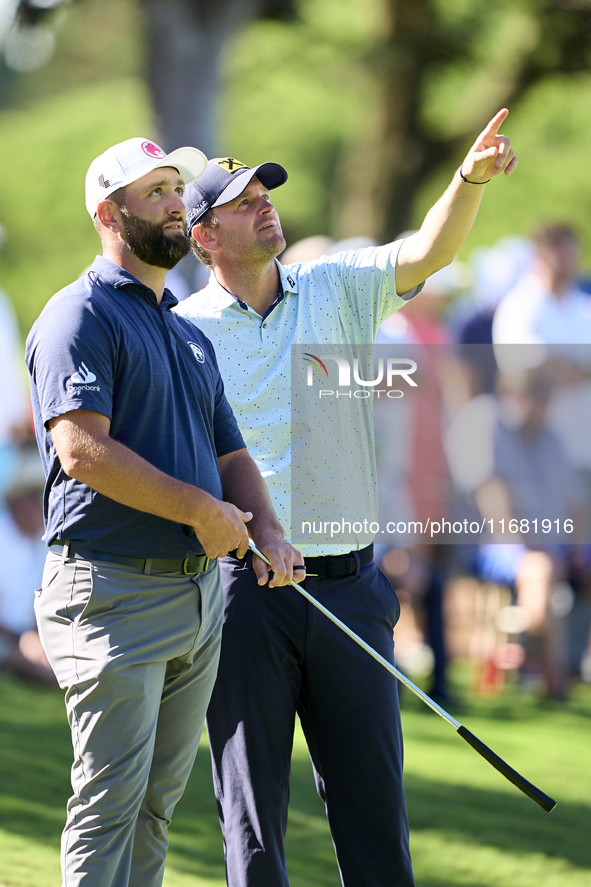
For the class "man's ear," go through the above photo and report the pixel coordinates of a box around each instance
[96,199,122,234]
[191,223,220,254]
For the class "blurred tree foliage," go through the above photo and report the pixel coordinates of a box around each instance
[2,0,591,331]
[331,0,591,240]
[5,0,591,241]
[2,0,297,153]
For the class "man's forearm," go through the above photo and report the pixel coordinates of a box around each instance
[218,448,304,587]
[54,416,215,526]
[396,169,486,292]
[50,410,252,558]
[218,449,284,543]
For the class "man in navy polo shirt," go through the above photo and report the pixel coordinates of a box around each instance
[26,137,301,887]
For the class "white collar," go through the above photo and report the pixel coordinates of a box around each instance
[205,259,299,311]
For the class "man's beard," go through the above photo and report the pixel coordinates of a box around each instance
[120,208,191,270]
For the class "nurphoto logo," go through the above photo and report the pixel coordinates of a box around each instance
[303,352,417,398]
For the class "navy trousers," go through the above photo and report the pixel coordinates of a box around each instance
[206,553,414,887]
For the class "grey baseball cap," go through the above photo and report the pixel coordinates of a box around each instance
[184,156,288,231]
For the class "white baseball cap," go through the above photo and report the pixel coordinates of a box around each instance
[85,137,208,219]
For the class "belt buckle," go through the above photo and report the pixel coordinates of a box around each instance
[303,559,317,577]
[182,556,209,575]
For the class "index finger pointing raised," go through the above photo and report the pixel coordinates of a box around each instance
[479,108,509,143]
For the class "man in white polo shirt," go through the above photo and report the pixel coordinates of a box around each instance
[176,112,518,887]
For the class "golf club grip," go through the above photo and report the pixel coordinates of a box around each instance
[457,726,556,812]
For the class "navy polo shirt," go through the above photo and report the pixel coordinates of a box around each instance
[26,256,245,559]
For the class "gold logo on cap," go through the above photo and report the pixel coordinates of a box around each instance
[216,158,248,173]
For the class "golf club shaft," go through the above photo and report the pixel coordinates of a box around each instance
[248,540,556,813]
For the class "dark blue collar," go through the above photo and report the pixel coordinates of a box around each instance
[89,255,178,310]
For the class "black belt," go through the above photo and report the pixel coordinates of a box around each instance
[303,544,374,578]
[49,542,212,576]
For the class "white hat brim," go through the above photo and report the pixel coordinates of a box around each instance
[157,146,208,184]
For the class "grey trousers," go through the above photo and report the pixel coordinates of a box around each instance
[35,550,223,887]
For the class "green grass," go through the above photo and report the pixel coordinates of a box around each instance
[0,669,589,887]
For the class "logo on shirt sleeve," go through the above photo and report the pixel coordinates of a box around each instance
[188,342,206,363]
[69,362,96,384]
[67,362,101,392]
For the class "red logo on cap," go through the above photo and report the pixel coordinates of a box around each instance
[142,141,166,159]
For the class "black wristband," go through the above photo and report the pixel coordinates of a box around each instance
[459,165,490,185]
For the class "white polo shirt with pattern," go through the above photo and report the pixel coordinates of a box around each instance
[175,241,421,556]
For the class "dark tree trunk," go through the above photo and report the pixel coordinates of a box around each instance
[137,0,295,284]
[140,0,264,155]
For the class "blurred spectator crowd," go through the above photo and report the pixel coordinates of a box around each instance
[3,221,591,702]
[0,256,54,685]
